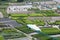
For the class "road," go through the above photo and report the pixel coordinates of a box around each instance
[28,17,60,21]
[0,18,22,27]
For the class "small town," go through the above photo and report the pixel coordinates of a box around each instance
[0,0,60,40]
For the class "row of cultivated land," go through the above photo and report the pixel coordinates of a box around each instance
[0,2,9,17]
[16,19,45,26]
[0,28,26,40]
[48,20,60,25]
[31,28,60,40]
[9,10,60,26]
[15,25,35,34]
[10,12,60,17]
[9,10,60,40]
[15,25,60,40]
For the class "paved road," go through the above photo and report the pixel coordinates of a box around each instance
[0,18,22,27]
[28,17,60,21]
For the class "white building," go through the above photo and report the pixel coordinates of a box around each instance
[27,24,41,31]
[7,0,58,13]
[7,5,33,13]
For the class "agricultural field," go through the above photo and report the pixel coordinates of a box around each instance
[48,20,60,25]
[0,28,26,39]
[32,34,51,40]
[32,27,60,40]
[15,26,35,34]
[9,10,60,26]
[10,10,60,17]
[0,1,60,40]
[16,19,45,26]
[55,37,60,40]
[32,33,59,40]
[0,35,4,40]
[10,14,28,17]
[41,28,60,35]
[0,2,9,17]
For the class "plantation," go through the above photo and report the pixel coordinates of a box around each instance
[29,13,44,17]
[10,14,28,17]
[10,10,60,18]
[15,26,35,34]
[32,33,60,40]
[32,34,50,40]
[55,37,60,40]
[16,19,45,26]
[0,35,4,40]
[0,0,60,40]
[0,28,26,39]
[48,20,60,25]
[54,21,60,25]
[41,28,60,35]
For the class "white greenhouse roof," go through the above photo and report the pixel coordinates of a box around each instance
[27,24,41,31]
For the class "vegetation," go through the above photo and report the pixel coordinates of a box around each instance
[32,33,58,40]
[48,20,60,25]
[10,14,28,17]
[16,19,45,26]
[41,28,60,35]
[55,37,60,40]
[15,26,35,34]
[0,28,26,39]
[0,35,4,40]
[54,21,60,25]
[29,13,44,17]
[10,10,60,17]
[32,34,50,40]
